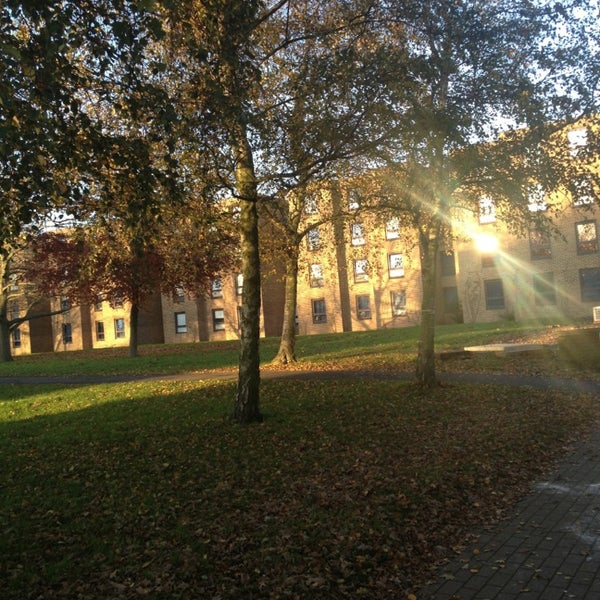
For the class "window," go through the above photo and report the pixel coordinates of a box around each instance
[568,127,588,157]
[529,229,551,260]
[356,295,371,319]
[481,253,496,268]
[12,328,21,348]
[385,217,400,240]
[354,258,369,282]
[173,287,185,303]
[94,301,103,312]
[60,296,70,311]
[348,189,361,211]
[479,195,496,224]
[96,321,105,341]
[576,221,598,254]
[175,312,188,334]
[391,290,407,316]
[484,279,505,310]
[114,318,126,339]
[533,273,556,305]
[8,301,19,319]
[443,286,460,315]
[527,184,547,212]
[307,227,321,251]
[580,268,600,302]
[311,298,327,323]
[211,277,223,298]
[309,263,324,287]
[571,176,595,206]
[388,253,404,278]
[113,297,124,309]
[236,273,244,296]
[351,223,365,246]
[62,323,73,344]
[440,251,456,276]
[304,192,319,214]
[212,309,225,331]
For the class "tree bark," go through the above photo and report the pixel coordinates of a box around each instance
[415,224,440,387]
[129,301,139,358]
[274,252,299,364]
[232,126,262,424]
[0,313,13,363]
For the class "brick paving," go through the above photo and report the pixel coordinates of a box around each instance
[419,429,600,599]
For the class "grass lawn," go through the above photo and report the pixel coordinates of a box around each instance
[0,318,587,378]
[1,320,599,598]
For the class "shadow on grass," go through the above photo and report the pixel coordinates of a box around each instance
[2,377,599,599]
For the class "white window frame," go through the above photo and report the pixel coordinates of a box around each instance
[307,227,321,251]
[211,277,223,298]
[95,321,105,341]
[351,223,365,246]
[388,253,404,278]
[391,290,407,316]
[385,217,400,240]
[479,195,496,224]
[309,263,324,287]
[353,258,369,283]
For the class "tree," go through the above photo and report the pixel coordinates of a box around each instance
[156,0,287,423]
[1,1,169,356]
[255,1,404,365]
[379,0,600,387]
[26,202,236,357]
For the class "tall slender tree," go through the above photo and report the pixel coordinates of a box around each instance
[379,0,600,387]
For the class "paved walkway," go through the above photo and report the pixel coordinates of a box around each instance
[419,428,600,599]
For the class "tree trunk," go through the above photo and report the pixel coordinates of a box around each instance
[274,252,299,364]
[415,225,440,387]
[232,129,262,424]
[129,302,139,358]
[0,314,13,363]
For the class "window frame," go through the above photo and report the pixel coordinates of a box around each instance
[390,290,407,317]
[211,277,223,298]
[114,318,126,339]
[484,279,505,310]
[385,217,400,240]
[478,195,496,224]
[350,223,365,246]
[575,220,598,255]
[175,311,188,334]
[388,253,404,278]
[95,320,105,341]
[212,308,226,331]
[62,322,73,344]
[11,328,21,348]
[353,258,369,283]
[309,263,324,287]
[529,229,552,260]
[311,298,327,324]
[307,227,321,251]
[356,294,372,320]
[580,268,600,302]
